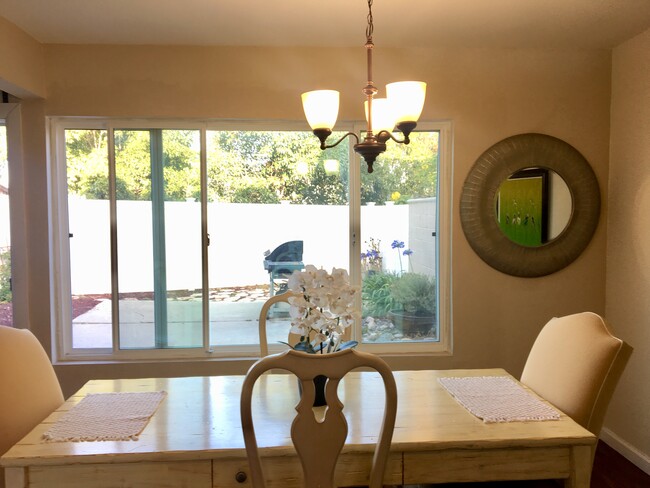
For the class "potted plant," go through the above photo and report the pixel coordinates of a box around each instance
[285,265,360,406]
[388,272,436,336]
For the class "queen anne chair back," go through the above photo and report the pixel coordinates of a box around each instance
[258,291,301,357]
[240,348,397,488]
[520,311,632,436]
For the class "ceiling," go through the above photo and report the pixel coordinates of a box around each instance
[0,0,649,50]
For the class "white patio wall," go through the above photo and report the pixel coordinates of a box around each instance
[67,199,436,295]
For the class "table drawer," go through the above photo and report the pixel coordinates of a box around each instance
[404,447,571,484]
[22,460,211,488]
[213,452,402,488]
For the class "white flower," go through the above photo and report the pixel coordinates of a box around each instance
[287,265,359,353]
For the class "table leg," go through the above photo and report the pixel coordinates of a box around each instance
[4,467,26,488]
[564,445,595,488]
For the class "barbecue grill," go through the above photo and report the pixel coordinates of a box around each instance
[263,240,304,296]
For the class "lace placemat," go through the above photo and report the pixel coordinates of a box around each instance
[43,391,167,442]
[438,376,560,423]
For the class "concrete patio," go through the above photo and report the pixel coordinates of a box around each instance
[72,295,292,349]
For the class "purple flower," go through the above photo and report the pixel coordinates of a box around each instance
[403,249,413,256]
[391,240,405,249]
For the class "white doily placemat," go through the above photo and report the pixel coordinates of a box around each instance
[438,376,560,423]
[43,391,167,442]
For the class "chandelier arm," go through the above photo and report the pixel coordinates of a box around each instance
[320,131,360,150]
[376,130,411,145]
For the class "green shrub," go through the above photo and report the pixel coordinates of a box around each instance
[0,249,11,303]
[362,271,398,317]
[232,183,280,204]
[390,272,436,316]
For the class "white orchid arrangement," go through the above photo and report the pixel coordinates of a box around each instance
[286,265,360,353]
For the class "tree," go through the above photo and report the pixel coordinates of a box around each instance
[361,131,439,204]
[65,128,438,206]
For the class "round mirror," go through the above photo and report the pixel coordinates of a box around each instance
[495,168,571,247]
[460,133,600,277]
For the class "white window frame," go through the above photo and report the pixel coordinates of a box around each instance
[354,120,453,357]
[49,117,452,361]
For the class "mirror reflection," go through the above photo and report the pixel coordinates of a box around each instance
[494,167,571,247]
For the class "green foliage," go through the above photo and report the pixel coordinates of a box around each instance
[66,129,110,198]
[0,249,11,303]
[232,182,280,203]
[362,271,399,317]
[65,128,438,206]
[389,272,436,315]
[162,130,200,201]
[207,130,349,205]
[114,130,153,200]
[361,131,439,204]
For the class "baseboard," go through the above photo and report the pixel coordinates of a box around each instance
[600,427,650,475]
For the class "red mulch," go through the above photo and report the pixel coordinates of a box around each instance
[0,295,106,327]
[0,302,11,327]
[0,287,266,327]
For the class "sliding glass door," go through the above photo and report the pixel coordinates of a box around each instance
[56,119,449,359]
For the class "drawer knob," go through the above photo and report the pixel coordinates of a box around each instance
[235,471,247,483]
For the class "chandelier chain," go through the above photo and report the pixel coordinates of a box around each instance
[366,0,374,43]
[302,0,424,173]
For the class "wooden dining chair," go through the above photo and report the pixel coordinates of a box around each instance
[258,291,301,357]
[520,311,632,436]
[0,326,64,488]
[240,348,398,488]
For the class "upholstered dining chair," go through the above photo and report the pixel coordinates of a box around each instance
[0,326,65,488]
[240,348,398,488]
[520,311,632,436]
[258,291,301,357]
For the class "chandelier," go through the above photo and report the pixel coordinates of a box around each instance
[301,0,426,173]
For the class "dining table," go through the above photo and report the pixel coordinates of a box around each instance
[1,368,596,488]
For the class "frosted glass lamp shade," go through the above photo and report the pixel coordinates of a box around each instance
[364,98,397,136]
[301,90,340,130]
[386,81,426,123]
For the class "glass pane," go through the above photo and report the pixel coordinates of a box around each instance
[360,131,439,343]
[65,129,111,347]
[162,130,203,348]
[0,123,11,327]
[206,130,350,348]
[115,130,156,349]
[115,129,203,349]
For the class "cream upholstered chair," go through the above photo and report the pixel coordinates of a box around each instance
[258,291,300,357]
[240,348,398,488]
[0,326,65,488]
[520,311,632,436]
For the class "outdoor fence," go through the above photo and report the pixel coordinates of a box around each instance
[66,198,436,295]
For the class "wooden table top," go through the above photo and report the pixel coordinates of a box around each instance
[1,369,596,468]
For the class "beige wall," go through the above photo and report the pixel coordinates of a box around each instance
[0,17,44,98]
[605,27,650,466]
